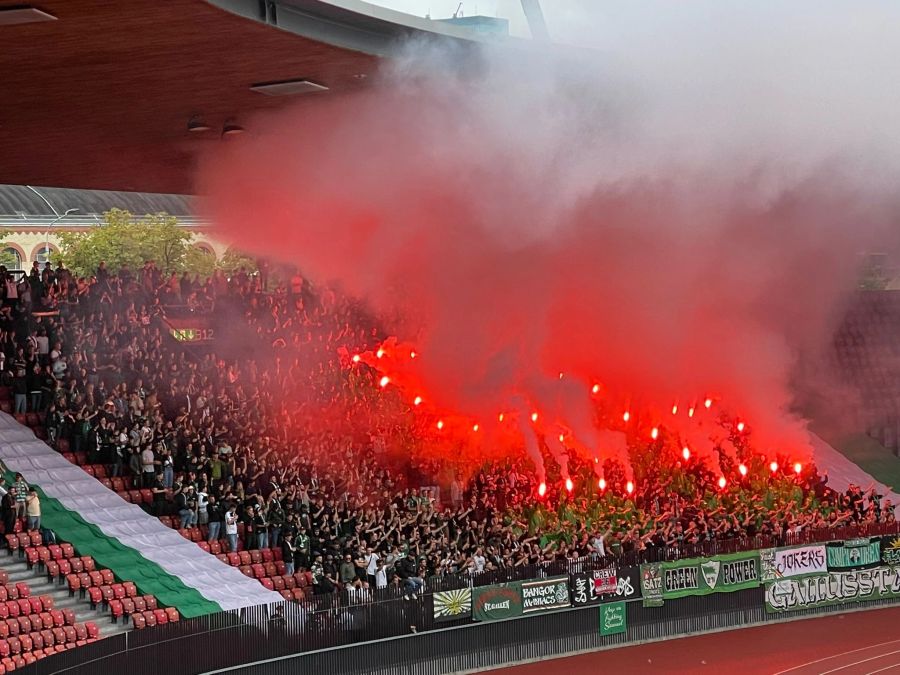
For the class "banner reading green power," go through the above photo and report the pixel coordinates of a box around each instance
[657,551,760,600]
[600,601,627,636]
[472,583,524,621]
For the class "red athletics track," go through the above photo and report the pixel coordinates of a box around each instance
[488,606,900,675]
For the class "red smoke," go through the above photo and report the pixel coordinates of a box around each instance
[199,40,899,482]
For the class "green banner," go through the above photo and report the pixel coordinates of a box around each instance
[658,551,760,599]
[765,566,900,612]
[600,601,627,636]
[433,588,472,621]
[521,577,570,613]
[640,563,664,607]
[472,583,523,621]
[826,538,881,571]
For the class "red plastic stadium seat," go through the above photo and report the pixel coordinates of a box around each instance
[140,490,153,505]
[4,535,18,553]
[81,557,95,572]
[164,607,179,623]
[4,603,18,619]
[99,586,114,604]
[28,598,41,615]
[24,549,39,568]
[60,543,74,559]
[122,582,137,598]
[15,618,29,636]
[17,633,31,654]
[260,548,273,563]
[251,564,265,579]
[93,465,107,479]
[84,622,98,639]
[143,596,156,610]
[62,625,75,643]
[68,558,83,574]
[142,611,156,628]
[260,578,274,591]
[227,552,240,567]
[282,575,296,590]
[272,577,285,591]
[100,569,114,585]
[45,561,59,581]
[209,541,222,555]
[112,584,125,600]
[49,611,63,628]
[110,478,124,493]
[279,590,291,600]
[274,561,286,576]
[88,572,103,588]
[130,613,145,630]
[4,619,16,637]
[291,588,304,601]
[238,551,251,566]
[61,609,75,626]
[109,600,123,621]
[239,565,253,578]
[87,588,102,608]
[128,490,142,504]
[263,563,276,578]
[132,597,146,613]
[82,465,95,477]
[99,479,113,490]
[6,637,18,655]
[120,598,134,616]
[73,451,86,465]
[197,541,210,553]
[153,609,167,625]
[249,550,262,565]
[51,627,65,645]
[271,547,282,561]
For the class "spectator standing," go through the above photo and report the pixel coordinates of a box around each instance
[140,445,156,487]
[282,533,296,576]
[206,496,222,543]
[224,504,239,552]
[25,489,40,531]
[12,473,28,521]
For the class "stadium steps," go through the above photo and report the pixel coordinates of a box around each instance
[0,557,128,637]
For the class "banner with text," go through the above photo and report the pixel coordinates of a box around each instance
[765,566,900,612]
[760,544,827,581]
[826,538,881,571]
[572,566,641,606]
[472,583,523,622]
[433,588,472,622]
[882,536,900,567]
[599,601,627,636]
[657,551,760,600]
[640,563,665,607]
[521,576,571,613]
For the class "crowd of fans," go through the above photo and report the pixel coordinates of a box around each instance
[0,258,893,604]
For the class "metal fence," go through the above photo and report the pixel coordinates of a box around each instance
[21,520,900,675]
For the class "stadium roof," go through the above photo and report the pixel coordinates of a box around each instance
[0,185,193,219]
[0,0,499,195]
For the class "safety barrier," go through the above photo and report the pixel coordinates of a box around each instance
[22,527,900,675]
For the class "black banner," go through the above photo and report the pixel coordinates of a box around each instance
[571,566,641,606]
[826,537,881,571]
[882,535,900,567]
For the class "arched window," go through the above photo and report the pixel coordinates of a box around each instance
[32,244,57,270]
[0,247,22,271]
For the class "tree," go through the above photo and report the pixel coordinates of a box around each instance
[0,248,20,270]
[217,247,258,275]
[57,208,193,277]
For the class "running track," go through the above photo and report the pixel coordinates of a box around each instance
[490,607,900,675]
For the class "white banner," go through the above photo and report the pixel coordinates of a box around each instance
[760,544,827,581]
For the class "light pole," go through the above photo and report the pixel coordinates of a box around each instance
[45,208,79,269]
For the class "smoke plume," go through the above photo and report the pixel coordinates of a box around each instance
[200,1,900,476]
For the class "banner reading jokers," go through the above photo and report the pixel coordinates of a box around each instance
[760,545,827,581]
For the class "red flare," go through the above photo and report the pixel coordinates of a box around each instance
[413,396,422,406]
[688,407,695,418]
[565,478,573,493]
[351,354,361,364]
[718,476,727,489]
[793,462,802,475]
[704,398,712,409]
[623,411,630,422]
[472,423,479,432]
[671,404,678,415]
[538,482,547,497]
[558,372,564,380]
[531,412,539,423]
[682,447,691,460]
[409,350,417,359]
[379,375,390,388]
[498,413,504,422]
[738,463,748,476]
[592,384,600,394]
[376,348,385,359]
[598,478,606,491]
[558,434,565,443]
[436,420,444,430]
[650,427,659,440]
[626,480,634,495]
[770,461,779,473]
[737,422,745,432]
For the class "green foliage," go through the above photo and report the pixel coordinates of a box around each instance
[57,209,192,277]
[217,247,258,275]
[0,248,21,270]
